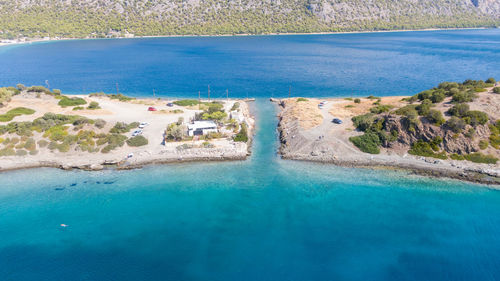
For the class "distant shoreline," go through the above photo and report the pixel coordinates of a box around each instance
[0,27,494,48]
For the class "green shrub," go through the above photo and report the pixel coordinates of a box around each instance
[43,125,68,141]
[426,109,445,126]
[27,86,50,94]
[430,91,445,103]
[100,134,127,153]
[15,149,27,156]
[72,106,84,111]
[87,101,100,110]
[126,135,148,147]
[464,127,475,138]
[463,153,498,164]
[29,150,39,155]
[234,123,248,142]
[344,105,354,108]
[429,136,443,151]
[394,105,418,116]
[353,98,361,104]
[485,78,496,84]
[296,98,308,102]
[352,113,375,131]
[366,95,379,100]
[110,122,139,134]
[450,153,465,160]
[231,102,240,111]
[202,141,214,148]
[94,119,106,129]
[445,117,466,133]
[447,103,470,117]
[349,132,380,154]
[58,96,87,107]
[452,91,476,103]
[173,99,200,106]
[24,138,36,151]
[408,140,447,159]
[0,107,35,122]
[465,110,488,126]
[0,147,15,156]
[493,87,500,94]
[479,140,489,150]
[370,105,393,114]
[416,99,432,116]
[109,94,135,102]
[37,139,49,147]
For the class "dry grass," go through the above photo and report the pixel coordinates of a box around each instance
[329,96,407,118]
[283,98,323,129]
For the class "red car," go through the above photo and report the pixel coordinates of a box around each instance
[148,107,157,111]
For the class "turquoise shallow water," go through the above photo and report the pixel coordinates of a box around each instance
[1,100,500,280]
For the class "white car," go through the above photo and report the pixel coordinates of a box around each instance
[132,130,142,137]
[138,122,149,129]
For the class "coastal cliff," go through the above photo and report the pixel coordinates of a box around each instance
[275,79,500,185]
[0,0,499,39]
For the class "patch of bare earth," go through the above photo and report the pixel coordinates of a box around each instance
[281,98,323,129]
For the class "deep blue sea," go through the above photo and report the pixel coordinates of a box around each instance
[1,30,500,280]
[0,29,499,98]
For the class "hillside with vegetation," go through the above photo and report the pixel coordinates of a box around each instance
[0,0,499,39]
[349,78,500,165]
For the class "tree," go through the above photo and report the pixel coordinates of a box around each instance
[485,77,496,84]
[0,88,13,106]
[430,91,445,103]
[465,110,488,126]
[447,103,469,117]
[427,109,444,126]
[445,116,466,133]
[166,124,185,141]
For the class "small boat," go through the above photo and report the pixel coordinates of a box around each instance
[60,224,68,227]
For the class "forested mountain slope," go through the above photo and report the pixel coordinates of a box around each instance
[0,0,498,38]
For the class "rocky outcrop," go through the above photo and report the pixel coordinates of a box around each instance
[383,114,492,154]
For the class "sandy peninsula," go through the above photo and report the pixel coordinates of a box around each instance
[274,83,500,185]
[0,88,254,171]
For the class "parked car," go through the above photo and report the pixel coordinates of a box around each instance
[139,122,149,129]
[332,118,343,124]
[148,107,157,111]
[166,103,174,107]
[132,130,142,137]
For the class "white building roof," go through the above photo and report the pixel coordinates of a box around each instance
[187,120,217,130]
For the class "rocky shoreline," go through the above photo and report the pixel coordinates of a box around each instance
[0,143,252,173]
[274,98,500,186]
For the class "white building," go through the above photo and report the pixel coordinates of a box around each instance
[187,121,218,136]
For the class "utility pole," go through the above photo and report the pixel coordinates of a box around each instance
[208,85,210,101]
[226,89,229,101]
[153,89,156,98]
[116,83,119,95]
[45,80,50,90]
